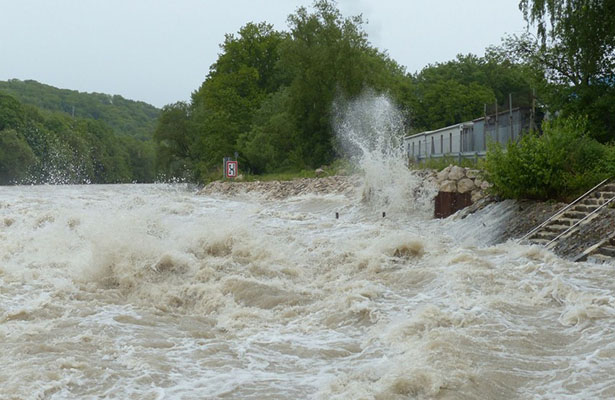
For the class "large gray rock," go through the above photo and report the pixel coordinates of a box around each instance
[471,190,483,203]
[448,165,465,181]
[436,169,449,182]
[439,180,457,192]
[457,178,476,193]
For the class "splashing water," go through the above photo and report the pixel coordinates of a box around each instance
[2,184,614,399]
[2,94,615,399]
[333,91,437,215]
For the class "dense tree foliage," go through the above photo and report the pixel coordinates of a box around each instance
[154,0,535,181]
[0,93,155,184]
[410,53,537,131]
[515,0,615,141]
[0,79,160,140]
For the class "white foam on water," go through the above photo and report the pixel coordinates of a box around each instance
[1,183,614,399]
[1,183,614,397]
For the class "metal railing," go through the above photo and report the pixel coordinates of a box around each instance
[520,177,611,242]
[411,151,486,163]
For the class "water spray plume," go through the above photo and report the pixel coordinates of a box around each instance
[333,90,437,215]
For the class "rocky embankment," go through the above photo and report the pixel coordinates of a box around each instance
[198,170,615,261]
[198,175,362,199]
[429,164,492,203]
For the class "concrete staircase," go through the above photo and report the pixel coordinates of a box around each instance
[522,179,615,249]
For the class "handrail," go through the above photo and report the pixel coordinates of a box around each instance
[545,194,615,248]
[520,177,611,241]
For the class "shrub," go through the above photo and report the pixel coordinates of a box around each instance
[483,117,612,201]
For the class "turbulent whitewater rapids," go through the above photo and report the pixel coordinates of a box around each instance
[2,94,615,399]
[2,182,615,399]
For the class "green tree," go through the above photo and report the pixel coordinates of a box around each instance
[0,94,25,131]
[154,102,193,179]
[517,0,615,141]
[184,22,286,179]
[411,53,536,131]
[279,0,406,168]
[237,88,301,173]
[0,129,37,184]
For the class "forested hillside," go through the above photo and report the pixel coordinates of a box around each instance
[0,79,159,140]
[0,93,155,184]
[153,0,536,182]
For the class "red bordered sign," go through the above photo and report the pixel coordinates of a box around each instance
[225,160,238,178]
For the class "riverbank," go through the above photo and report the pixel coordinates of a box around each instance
[199,173,615,261]
[458,198,615,259]
[198,175,362,199]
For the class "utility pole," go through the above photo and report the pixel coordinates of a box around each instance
[509,93,513,142]
[483,103,487,150]
[530,88,536,132]
[495,101,499,144]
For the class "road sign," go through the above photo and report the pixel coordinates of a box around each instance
[225,160,238,178]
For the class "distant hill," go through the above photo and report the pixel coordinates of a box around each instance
[0,92,156,184]
[0,79,159,140]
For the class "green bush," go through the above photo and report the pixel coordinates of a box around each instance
[483,117,612,200]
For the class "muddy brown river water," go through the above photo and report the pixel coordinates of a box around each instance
[1,182,614,399]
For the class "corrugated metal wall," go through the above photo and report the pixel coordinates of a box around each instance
[405,108,532,162]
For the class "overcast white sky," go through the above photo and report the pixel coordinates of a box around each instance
[0,0,528,108]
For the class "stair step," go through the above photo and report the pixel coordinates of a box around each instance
[597,245,615,257]
[529,238,550,245]
[597,191,615,198]
[574,205,599,213]
[562,211,586,220]
[555,218,578,226]
[543,224,571,233]
[587,253,613,264]
[581,198,601,206]
[532,231,558,240]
